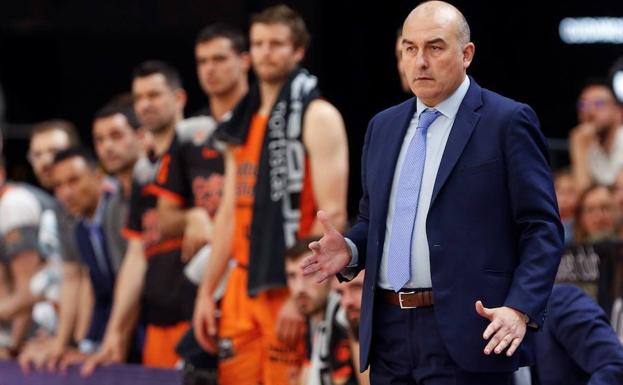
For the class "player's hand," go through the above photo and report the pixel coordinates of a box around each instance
[475,301,528,357]
[80,331,126,377]
[18,339,51,374]
[193,289,218,353]
[302,211,352,283]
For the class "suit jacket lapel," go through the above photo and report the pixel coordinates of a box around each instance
[431,79,483,206]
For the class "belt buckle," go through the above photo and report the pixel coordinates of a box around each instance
[399,291,417,309]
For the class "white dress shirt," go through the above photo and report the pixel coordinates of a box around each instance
[346,75,470,290]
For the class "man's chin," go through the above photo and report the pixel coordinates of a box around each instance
[347,318,360,341]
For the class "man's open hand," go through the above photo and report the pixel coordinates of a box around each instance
[301,211,351,283]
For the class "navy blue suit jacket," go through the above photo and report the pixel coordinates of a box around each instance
[345,78,564,372]
[532,284,623,385]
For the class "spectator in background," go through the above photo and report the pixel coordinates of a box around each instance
[18,99,143,372]
[285,238,357,385]
[27,120,80,192]
[395,28,411,94]
[574,185,617,244]
[334,272,369,385]
[570,80,623,192]
[513,284,623,385]
[82,61,195,374]
[154,22,247,265]
[555,169,579,245]
[612,170,623,235]
[0,155,57,357]
[193,6,349,385]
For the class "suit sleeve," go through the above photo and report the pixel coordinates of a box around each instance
[342,114,377,277]
[502,104,564,328]
[549,285,623,385]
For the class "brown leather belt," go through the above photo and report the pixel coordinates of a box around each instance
[381,289,434,309]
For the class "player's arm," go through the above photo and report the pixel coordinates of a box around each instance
[193,147,236,352]
[303,99,349,233]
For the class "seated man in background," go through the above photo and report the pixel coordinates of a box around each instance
[513,284,623,385]
[0,155,58,358]
[285,238,357,385]
[334,271,369,385]
[18,99,143,372]
[554,169,579,246]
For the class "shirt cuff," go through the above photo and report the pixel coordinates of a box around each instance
[339,238,360,280]
[344,238,359,267]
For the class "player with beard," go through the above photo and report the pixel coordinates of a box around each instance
[153,23,248,262]
[334,272,369,385]
[285,238,357,385]
[17,99,143,372]
[82,61,197,373]
[193,6,349,385]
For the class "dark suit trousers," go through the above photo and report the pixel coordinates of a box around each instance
[370,299,512,385]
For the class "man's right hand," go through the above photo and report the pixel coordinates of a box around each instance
[193,289,218,353]
[79,331,125,377]
[569,123,597,151]
[302,211,352,283]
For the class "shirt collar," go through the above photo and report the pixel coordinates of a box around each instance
[416,75,470,120]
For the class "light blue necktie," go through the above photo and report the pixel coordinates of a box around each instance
[387,108,441,291]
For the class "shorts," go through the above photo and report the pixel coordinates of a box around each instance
[218,265,304,385]
[143,320,190,368]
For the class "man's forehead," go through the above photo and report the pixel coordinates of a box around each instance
[197,37,235,54]
[31,130,69,147]
[580,86,614,101]
[250,22,292,39]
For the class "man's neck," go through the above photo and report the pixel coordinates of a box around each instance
[309,308,326,325]
[153,120,178,157]
[84,197,100,221]
[209,80,248,122]
[115,167,134,200]
[258,80,285,116]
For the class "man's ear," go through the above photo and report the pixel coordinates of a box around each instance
[462,42,475,70]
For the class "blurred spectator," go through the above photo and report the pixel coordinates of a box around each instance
[613,170,623,234]
[570,80,623,191]
[395,28,410,94]
[334,272,369,385]
[18,100,143,372]
[27,120,79,191]
[82,61,194,374]
[513,284,623,385]
[555,169,579,245]
[193,7,348,385]
[574,185,617,244]
[0,155,57,356]
[285,238,356,385]
[154,23,247,263]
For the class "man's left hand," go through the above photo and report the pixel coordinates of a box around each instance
[475,300,527,357]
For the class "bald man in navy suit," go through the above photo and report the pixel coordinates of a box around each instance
[302,1,563,384]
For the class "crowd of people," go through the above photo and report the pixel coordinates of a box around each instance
[0,1,622,385]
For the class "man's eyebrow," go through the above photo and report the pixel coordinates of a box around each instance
[426,38,446,45]
[401,37,447,45]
